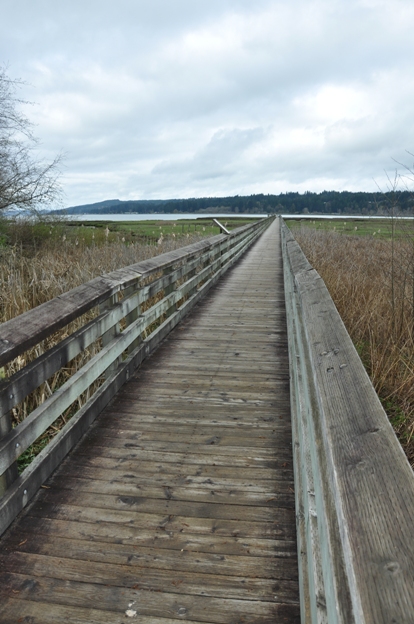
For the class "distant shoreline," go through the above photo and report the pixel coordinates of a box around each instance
[63,213,413,222]
[52,190,414,218]
[63,213,266,222]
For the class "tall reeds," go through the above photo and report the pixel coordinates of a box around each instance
[0,232,204,323]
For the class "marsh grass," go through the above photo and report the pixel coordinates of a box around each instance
[285,217,411,239]
[0,221,209,322]
[293,226,414,467]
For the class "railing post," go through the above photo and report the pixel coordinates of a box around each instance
[163,265,177,319]
[99,293,121,377]
[124,284,142,354]
[185,264,198,300]
[0,411,18,497]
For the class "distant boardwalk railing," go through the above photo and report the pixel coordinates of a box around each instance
[0,216,272,536]
[281,219,414,624]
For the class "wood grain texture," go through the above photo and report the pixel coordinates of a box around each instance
[0,219,299,623]
[281,220,414,623]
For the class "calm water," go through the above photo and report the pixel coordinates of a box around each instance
[66,213,412,222]
[67,213,267,222]
[282,214,414,220]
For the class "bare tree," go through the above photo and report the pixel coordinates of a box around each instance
[0,66,61,212]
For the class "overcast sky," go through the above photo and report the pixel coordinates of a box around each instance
[1,0,414,207]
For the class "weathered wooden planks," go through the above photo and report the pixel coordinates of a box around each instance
[0,219,300,623]
[281,220,414,623]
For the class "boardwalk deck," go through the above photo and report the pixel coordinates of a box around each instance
[0,220,300,623]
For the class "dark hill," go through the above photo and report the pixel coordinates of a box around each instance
[53,191,414,216]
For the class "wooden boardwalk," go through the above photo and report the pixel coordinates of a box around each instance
[0,220,300,623]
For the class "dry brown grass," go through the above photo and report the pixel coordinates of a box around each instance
[294,226,414,467]
[0,234,204,323]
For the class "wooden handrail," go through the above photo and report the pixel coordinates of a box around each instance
[0,217,273,535]
[280,218,414,623]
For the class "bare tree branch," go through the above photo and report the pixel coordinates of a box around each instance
[0,66,62,213]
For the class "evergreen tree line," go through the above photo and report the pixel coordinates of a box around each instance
[59,190,414,217]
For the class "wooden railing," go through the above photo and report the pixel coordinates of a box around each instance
[0,217,272,536]
[281,218,414,624]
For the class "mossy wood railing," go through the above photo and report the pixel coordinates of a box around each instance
[0,217,272,536]
[281,218,414,624]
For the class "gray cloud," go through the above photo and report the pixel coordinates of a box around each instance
[1,0,414,205]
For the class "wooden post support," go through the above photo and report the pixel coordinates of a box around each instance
[99,293,121,377]
[163,266,177,319]
[0,410,18,497]
[123,284,142,354]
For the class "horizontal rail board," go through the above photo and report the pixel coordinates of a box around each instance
[0,291,143,420]
[0,221,260,367]
[0,236,222,367]
[281,219,414,623]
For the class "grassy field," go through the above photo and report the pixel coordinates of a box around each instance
[290,221,414,468]
[286,216,414,239]
[0,215,255,249]
[60,216,255,245]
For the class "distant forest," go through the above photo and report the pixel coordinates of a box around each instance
[56,190,414,216]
